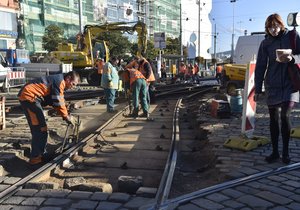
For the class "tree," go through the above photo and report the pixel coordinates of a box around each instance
[164,37,181,55]
[42,24,64,52]
[99,31,132,59]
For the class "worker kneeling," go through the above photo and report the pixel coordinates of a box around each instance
[127,68,149,118]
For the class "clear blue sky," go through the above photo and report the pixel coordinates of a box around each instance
[210,0,300,53]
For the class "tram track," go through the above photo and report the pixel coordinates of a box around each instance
[1,83,300,209]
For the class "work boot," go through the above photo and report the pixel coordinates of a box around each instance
[282,155,291,164]
[265,152,280,163]
[29,155,43,165]
[139,112,149,118]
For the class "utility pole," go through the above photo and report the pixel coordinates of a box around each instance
[213,23,217,75]
[230,0,236,63]
[197,0,201,57]
[180,3,183,59]
[78,0,83,33]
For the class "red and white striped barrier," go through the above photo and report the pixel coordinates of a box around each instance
[241,61,256,137]
[4,67,26,92]
[7,71,25,80]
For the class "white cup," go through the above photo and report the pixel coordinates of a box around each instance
[276,49,292,61]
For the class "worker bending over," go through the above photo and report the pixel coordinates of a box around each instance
[18,71,80,165]
[126,68,149,118]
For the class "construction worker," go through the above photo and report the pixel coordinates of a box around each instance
[127,68,149,118]
[18,71,80,165]
[95,58,105,86]
[137,56,156,104]
[216,65,223,84]
[101,56,119,113]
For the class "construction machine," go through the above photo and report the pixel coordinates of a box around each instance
[50,21,147,85]
[223,32,265,94]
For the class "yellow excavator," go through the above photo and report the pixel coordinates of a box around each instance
[50,21,147,85]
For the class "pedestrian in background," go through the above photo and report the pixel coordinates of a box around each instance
[216,64,223,84]
[161,61,167,80]
[18,71,80,165]
[101,56,119,113]
[254,13,300,164]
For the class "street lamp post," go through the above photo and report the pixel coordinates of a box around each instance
[230,0,236,63]
[197,0,201,57]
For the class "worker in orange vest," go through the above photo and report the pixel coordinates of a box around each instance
[126,68,149,118]
[95,58,105,86]
[216,65,223,84]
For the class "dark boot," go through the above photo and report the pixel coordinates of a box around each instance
[265,152,280,163]
[282,138,291,164]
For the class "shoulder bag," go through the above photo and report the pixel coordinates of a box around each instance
[288,29,300,91]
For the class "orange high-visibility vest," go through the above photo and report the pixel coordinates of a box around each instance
[139,59,155,82]
[129,69,146,86]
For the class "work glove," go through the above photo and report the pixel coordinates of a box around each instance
[65,114,77,126]
[108,81,113,88]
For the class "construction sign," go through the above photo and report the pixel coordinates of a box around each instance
[154,32,166,49]
[241,60,256,137]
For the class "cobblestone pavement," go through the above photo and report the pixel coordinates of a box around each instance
[0,93,300,209]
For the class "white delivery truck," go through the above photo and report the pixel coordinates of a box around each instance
[223,32,265,94]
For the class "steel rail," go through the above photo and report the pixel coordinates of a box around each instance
[0,107,127,203]
[151,98,182,210]
[160,161,300,209]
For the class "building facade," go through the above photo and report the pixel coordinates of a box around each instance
[147,0,180,39]
[0,0,19,50]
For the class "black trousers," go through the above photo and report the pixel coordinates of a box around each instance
[268,102,294,157]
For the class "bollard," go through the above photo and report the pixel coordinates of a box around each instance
[0,97,5,130]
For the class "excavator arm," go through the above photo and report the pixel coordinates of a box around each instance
[82,21,147,63]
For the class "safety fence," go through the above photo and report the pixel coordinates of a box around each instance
[0,96,5,130]
[4,67,26,93]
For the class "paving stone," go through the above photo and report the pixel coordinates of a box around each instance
[96,201,122,210]
[267,175,288,182]
[280,173,300,181]
[281,185,295,191]
[283,180,300,188]
[0,185,9,191]
[136,187,157,198]
[286,202,300,210]
[235,186,260,194]
[70,200,98,209]
[11,206,37,210]
[35,189,71,198]
[15,189,38,197]
[221,188,244,198]
[191,198,224,210]
[269,206,289,210]
[39,207,62,210]
[3,177,21,185]
[177,203,204,210]
[2,196,26,205]
[0,176,8,183]
[21,197,45,206]
[289,194,300,202]
[222,200,245,208]
[237,195,274,208]
[0,205,13,210]
[117,176,143,194]
[205,193,230,202]
[67,191,93,199]
[255,191,292,205]
[261,185,294,197]
[108,192,131,203]
[90,192,109,201]
[24,182,59,190]
[123,197,154,210]
[43,198,72,206]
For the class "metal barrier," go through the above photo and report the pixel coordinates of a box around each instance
[4,67,26,92]
[0,96,5,130]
